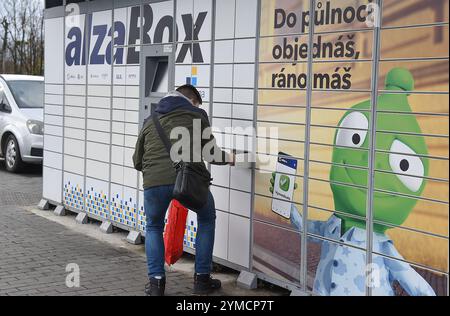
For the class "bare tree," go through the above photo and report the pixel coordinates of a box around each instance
[0,0,44,75]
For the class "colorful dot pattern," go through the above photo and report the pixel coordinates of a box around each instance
[86,187,109,220]
[63,182,84,212]
[138,203,146,233]
[184,220,197,250]
[110,193,137,228]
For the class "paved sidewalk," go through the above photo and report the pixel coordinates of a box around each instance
[0,162,286,296]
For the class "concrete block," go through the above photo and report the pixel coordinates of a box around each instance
[237,271,258,290]
[38,199,49,210]
[126,231,142,245]
[75,212,88,224]
[100,221,113,234]
[53,205,66,216]
[290,288,310,296]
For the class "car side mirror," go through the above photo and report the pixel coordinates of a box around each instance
[0,99,11,113]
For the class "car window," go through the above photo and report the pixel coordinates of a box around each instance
[7,80,43,109]
[0,83,11,109]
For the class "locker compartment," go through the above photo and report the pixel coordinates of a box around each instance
[233,88,254,105]
[215,0,236,40]
[125,98,139,111]
[138,190,146,233]
[85,177,109,220]
[123,167,138,188]
[125,86,139,98]
[235,0,258,38]
[113,97,126,110]
[232,104,254,121]
[45,114,63,126]
[194,0,212,41]
[43,167,62,203]
[86,142,110,163]
[230,167,252,193]
[228,214,251,268]
[234,39,256,63]
[44,125,63,138]
[184,211,198,250]
[45,104,63,116]
[86,160,110,182]
[111,164,124,185]
[87,108,111,121]
[86,130,110,144]
[211,185,230,212]
[213,210,229,260]
[64,127,85,140]
[113,86,126,98]
[229,190,251,218]
[214,64,233,88]
[213,103,232,118]
[45,84,63,95]
[110,184,138,229]
[87,119,110,133]
[63,172,85,212]
[213,88,233,103]
[211,164,230,187]
[64,138,85,158]
[124,135,138,148]
[64,117,84,129]
[111,146,125,165]
[112,122,125,134]
[65,85,86,96]
[233,64,255,89]
[212,117,231,132]
[65,95,86,107]
[112,133,125,146]
[87,97,110,111]
[44,151,62,170]
[88,85,111,97]
[65,106,85,118]
[45,94,63,105]
[214,40,234,64]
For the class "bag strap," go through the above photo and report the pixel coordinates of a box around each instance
[151,108,172,156]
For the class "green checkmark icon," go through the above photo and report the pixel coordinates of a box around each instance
[279,175,290,192]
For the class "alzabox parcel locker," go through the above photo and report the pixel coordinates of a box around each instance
[43,0,258,272]
[42,0,449,295]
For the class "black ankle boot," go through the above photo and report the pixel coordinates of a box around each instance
[193,273,222,295]
[145,276,166,296]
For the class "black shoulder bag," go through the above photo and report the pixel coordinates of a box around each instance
[151,109,213,210]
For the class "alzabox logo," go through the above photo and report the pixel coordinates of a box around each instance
[65,4,207,67]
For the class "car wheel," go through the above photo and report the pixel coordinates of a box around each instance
[4,135,23,173]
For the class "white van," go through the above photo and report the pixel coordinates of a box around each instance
[0,75,44,172]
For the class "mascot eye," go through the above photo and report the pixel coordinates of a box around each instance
[336,112,369,148]
[389,140,425,192]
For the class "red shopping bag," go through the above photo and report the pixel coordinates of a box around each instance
[164,200,188,265]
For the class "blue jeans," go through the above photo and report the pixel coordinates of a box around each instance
[144,185,216,278]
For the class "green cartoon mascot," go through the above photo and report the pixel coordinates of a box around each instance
[270,68,435,296]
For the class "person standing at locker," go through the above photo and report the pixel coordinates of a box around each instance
[133,84,235,296]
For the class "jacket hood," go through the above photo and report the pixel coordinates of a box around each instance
[156,91,207,118]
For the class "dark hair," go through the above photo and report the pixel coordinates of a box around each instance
[176,84,203,105]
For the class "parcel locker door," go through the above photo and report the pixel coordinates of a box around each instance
[139,45,175,127]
